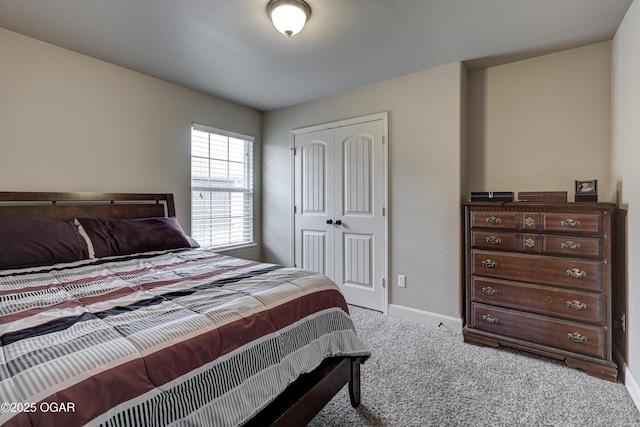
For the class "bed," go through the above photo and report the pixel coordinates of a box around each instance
[0,192,370,427]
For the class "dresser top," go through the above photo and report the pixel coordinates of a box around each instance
[463,201,616,211]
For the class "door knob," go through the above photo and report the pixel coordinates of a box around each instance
[326,219,333,224]
[335,219,342,226]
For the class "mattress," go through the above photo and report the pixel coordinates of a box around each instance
[0,249,370,426]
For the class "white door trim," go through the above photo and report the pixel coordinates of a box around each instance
[290,112,389,314]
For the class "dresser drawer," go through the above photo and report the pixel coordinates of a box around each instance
[471,231,517,251]
[471,250,602,291]
[470,303,605,358]
[471,211,518,230]
[471,277,603,324]
[541,235,602,258]
[541,212,601,234]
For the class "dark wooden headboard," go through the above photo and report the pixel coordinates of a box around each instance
[0,192,175,220]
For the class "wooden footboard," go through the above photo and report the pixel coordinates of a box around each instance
[244,356,363,427]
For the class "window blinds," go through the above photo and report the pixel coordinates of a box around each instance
[191,124,254,249]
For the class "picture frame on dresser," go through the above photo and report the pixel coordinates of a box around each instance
[461,201,618,381]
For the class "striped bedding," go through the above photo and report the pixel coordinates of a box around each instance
[0,249,370,427]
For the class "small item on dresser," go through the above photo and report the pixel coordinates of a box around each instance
[575,180,598,202]
[517,191,568,203]
[470,191,514,202]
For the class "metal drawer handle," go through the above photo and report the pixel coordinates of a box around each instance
[486,216,501,225]
[525,238,535,248]
[481,259,497,268]
[486,236,502,245]
[561,241,581,251]
[567,300,587,310]
[567,332,587,343]
[482,314,498,324]
[566,268,587,278]
[524,217,535,227]
[482,286,498,296]
[561,219,581,227]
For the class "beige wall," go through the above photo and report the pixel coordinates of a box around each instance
[263,63,465,318]
[612,0,640,393]
[467,42,612,201]
[0,28,263,260]
[263,44,613,320]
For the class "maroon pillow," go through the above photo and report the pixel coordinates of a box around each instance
[75,217,191,258]
[0,217,89,269]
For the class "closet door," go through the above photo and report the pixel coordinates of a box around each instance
[294,129,335,278]
[334,121,385,312]
[293,117,386,312]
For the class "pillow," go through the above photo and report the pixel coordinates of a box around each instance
[186,235,200,249]
[74,217,191,258]
[0,217,90,269]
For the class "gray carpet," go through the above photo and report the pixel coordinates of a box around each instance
[308,306,640,427]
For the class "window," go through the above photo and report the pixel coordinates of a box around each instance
[191,124,254,249]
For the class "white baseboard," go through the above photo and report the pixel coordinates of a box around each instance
[625,366,640,412]
[612,346,640,413]
[387,304,462,332]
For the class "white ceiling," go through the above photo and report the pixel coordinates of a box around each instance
[0,0,633,111]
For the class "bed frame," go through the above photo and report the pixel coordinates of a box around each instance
[0,191,363,426]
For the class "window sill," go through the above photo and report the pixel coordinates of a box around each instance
[210,242,258,256]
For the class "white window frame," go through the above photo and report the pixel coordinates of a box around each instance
[191,123,255,251]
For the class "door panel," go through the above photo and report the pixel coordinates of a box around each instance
[343,233,373,288]
[344,135,372,215]
[301,230,327,274]
[302,143,326,214]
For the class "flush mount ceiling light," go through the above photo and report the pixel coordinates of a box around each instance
[267,0,311,37]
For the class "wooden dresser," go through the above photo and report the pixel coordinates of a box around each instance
[462,202,617,381]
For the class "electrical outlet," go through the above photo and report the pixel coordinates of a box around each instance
[398,274,406,288]
[621,312,626,332]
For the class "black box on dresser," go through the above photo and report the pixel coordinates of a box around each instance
[462,201,618,381]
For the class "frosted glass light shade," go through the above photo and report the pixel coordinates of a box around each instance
[267,0,311,37]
